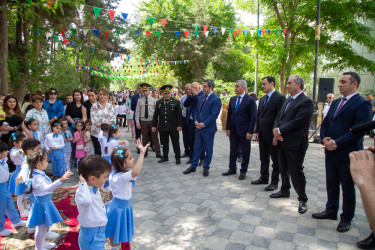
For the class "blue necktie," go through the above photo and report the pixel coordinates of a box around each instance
[53,134,58,138]
[0,158,6,165]
[92,187,98,194]
[235,96,242,113]
[283,98,295,114]
[263,95,269,111]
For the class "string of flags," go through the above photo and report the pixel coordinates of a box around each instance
[91,70,173,80]
[77,65,171,75]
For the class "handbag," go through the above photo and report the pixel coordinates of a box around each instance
[76,144,84,150]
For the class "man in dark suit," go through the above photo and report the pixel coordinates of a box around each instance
[131,85,143,143]
[222,80,257,180]
[252,76,286,190]
[270,75,314,214]
[183,79,222,177]
[312,72,372,233]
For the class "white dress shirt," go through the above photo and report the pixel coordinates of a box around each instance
[322,103,331,118]
[75,181,107,228]
[32,169,61,197]
[107,138,119,156]
[0,157,9,183]
[98,131,109,156]
[109,171,135,200]
[9,147,25,166]
[44,133,65,152]
[18,157,29,183]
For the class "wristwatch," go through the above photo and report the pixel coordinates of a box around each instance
[332,140,337,148]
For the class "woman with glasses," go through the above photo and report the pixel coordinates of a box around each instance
[43,88,64,125]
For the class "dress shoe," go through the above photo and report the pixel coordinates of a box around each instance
[222,169,236,176]
[270,190,290,198]
[156,154,162,158]
[186,158,192,164]
[203,169,209,177]
[298,201,307,214]
[199,159,204,166]
[336,220,351,232]
[183,167,196,174]
[311,211,337,220]
[176,159,181,165]
[265,183,278,191]
[251,177,268,185]
[237,156,242,163]
[356,233,375,249]
[239,173,246,180]
[157,158,168,163]
[181,152,189,158]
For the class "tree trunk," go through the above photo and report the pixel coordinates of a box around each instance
[0,0,9,95]
[279,29,291,95]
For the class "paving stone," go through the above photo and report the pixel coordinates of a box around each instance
[226,243,247,250]
[269,239,296,250]
[297,226,315,236]
[293,233,318,247]
[276,221,299,233]
[238,223,255,233]
[252,236,271,248]
[275,231,294,242]
[253,225,276,239]
[260,219,277,228]
[218,219,241,230]
[317,239,338,249]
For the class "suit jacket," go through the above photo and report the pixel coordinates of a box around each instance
[131,93,141,120]
[226,94,257,136]
[273,93,314,151]
[255,91,286,142]
[152,98,182,132]
[194,92,222,134]
[320,93,372,160]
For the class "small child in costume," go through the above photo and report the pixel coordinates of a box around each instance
[75,155,111,250]
[60,118,73,174]
[84,120,95,156]
[105,139,148,249]
[98,123,112,162]
[26,150,71,250]
[0,141,27,237]
[73,120,87,172]
[106,125,129,164]
[44,121,65,179]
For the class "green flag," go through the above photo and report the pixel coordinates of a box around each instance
[54,35,58,42]
[155,31,161,37]
[71,29,77,36]
[148,17,155,27]
[194,24,199,31]
[194,31,199,37]
[115,30,120,36]
[93,7,101,18]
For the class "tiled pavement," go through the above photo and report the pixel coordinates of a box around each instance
[61,127,373,249]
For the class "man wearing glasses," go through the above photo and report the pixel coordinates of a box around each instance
[322,93,334,119]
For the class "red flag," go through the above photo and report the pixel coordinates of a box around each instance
[142,65,144,68]
[107,10,116,21]
[203,25,208,32]
[99,50,101,54]
[145,31,151,37]
[120,54,123,59]
[47,0,54,9]
[104,31,109,37]
[283,29,286,34]
[160,19,166,29]
[140,59,143,63]
[60,28,66,36]
[233,30,237,36]
[184,31,189,38]
[63,38,67,45]
[237,29,242,36]
[262,30,266,36]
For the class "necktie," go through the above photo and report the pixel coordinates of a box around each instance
[92,187,98,194]
[145,97,149,119]
[334,97,347,117]
[201,95,208,111]
[283,98,295,114]
[53,134,58,138]
[263,95,269,111]
[235,96,242,113]
[0,158,6,165]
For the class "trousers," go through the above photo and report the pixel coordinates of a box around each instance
[50,149,65,177]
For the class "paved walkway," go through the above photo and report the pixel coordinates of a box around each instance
[62,127,373,250]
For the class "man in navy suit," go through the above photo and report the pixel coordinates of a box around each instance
[131,85,143,143]
[222,80,257,180]
[271,75,314,214]
[313,72,372,233]
[252,76,286,190]
[183,79,222,177]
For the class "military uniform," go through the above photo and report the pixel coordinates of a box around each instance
[152,85,182,164]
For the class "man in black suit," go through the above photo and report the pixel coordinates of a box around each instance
[131,85,143,142]
[270,75,314,214]
[222,80,257,180]
[252,76,286,190]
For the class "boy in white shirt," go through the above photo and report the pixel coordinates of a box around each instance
[44,122,65,180]
[75,155,111,250]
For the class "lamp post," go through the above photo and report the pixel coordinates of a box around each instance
[312,0,321,102]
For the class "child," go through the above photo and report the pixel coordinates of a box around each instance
[84,120,94,156]
[98,123,112,162]
[23,118,40,140]
[0,141,27,237]
[26,150,71,250]
[45,122,65,180]
[60,118,73,175]
[8,132,28,217]
[105,139,148,249]
[73,120,87,172]
[106,125,130,163]
[75,155,111,250]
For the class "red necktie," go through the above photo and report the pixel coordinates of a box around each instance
[200,95,208,111]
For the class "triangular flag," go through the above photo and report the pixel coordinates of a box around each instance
[257,30,262,36]
[243,30,248,36]
[145,31,151,37]
[83,29,88,36]
[213,27,217,34]
[121,13,128,23]
[104,31,109,37]
[135,31,141,35]
[221,28,226,35]
[194,31,199,38]
[274,30,278,35]
[46,32,52,39]
[267,30,271,35]
[60,28,66,36]
[92,7,101,18]
[237,29,242,36]
[262,30,266,36]
[77,4,85,18]
[115,30,120,36]
[184,31,189,37]
[233,30,237,36]
[155,31,161,37]
[148,17,155,27]
[160,19,166,28]
[250,30,255,36]
[194,24,199,31]
[108,10,116,21]
[205,31,209,37]
[54,35,58,42]
[174,31,180,37]
[203,25,208,32]
[229,28,234,35]
[71,29,77,36]
[283,29,286,34]
[93,30,99,37]
[63,38,67,45]
[47,0,54,9]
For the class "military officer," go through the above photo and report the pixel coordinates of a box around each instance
[152,85,182,164]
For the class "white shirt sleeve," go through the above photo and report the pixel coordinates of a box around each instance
[32,176,62,195]
[17,159,29,183]
[45,134,51,151]
[75,182,93,208]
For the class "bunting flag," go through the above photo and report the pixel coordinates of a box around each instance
[184,31,189,38]
[203,25,208,33]
[145,31,151,37]
[93,7,101,18]
[237,29,242,36]
[63,38,67,45]
[243,30,248,36]
[60,28,66,36]
[54,35,58,42]
[104,31,109,37]
[194,24,199,31]
[108,10,116,21]
[221,28,226,35]
[205,31,209,37]
[93,30,99,37]
[233,30,237,36]
[72,42,75,47]
[115,30,120,36]
[148,17,155,27]
[213,27,217,34]
[229,28,234,35]
[83,30,88,36]
[71,29,77,36]
[267,30,271,35]
[174,31,180,37]
[135,31,141,35]
[47,0,54,9]
[194,31,199,38]
[160,19,166,28]
[121,13,128,23]
[155,31,161,37]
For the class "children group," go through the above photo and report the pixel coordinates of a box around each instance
[0,115,148,250]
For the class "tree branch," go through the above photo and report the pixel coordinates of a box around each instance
[273,2,285,29]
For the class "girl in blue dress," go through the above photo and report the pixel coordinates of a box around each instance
[26,150,71,250]
[8,132,28,217]
[105,139,149,250]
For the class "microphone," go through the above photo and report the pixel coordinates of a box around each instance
[350,120,375,134]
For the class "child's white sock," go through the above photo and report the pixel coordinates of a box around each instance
[35,224,47,250]
[17,195,27,216]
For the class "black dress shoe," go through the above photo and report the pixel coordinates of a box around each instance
[298,201,307,214]
[270,190,290,198]
[239,173,246,180]
[337,220,351,232]
[181,152,189,158]
[158,158,168,163]
[183,167,196,174]
[199,160,204,166]
[203,169,209,177]
[156,154,162,158]
[251,177,268,185]
[265,183,278,191]
[356,233,375,249]
[222,169,236,176]
[311,211,337,220]
[186,158,192,164]
[176,159,181,165]
[237,156,242,163]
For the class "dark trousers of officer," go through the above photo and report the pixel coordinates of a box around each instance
[259,135,279,184]
[159,130,180,160]
[140,120,161,156]
[182,117,190,155]
[229,126,251,174]
[134,119,142,140]
[187,119,205,160]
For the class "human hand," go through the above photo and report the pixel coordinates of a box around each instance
[253,133,259,141]
[121,140,130,147]
[59,171,72,182]
[152,127,156,132]
[246,133,253,140]
[272,137,278,146]
[272,128,279,138]
[324,140,337,151]
[136,124,141,130]
[15,176,23,185]
[322,137,332,145]
[51,146,56,150]
[177,127,182,131]
[276,134,284,141]
[79,174,86,183]
[226,130,230,137]
[136,138,149,154]
[48,149,52,153]
[96,123,101,128]
[349,150,375,188]
[195,123,204,129]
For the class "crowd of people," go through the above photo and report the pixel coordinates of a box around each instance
[0,71,375,249]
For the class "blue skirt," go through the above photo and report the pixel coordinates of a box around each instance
[9,165,26,196]
[27,194,63,228]
[105,198,134,244]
